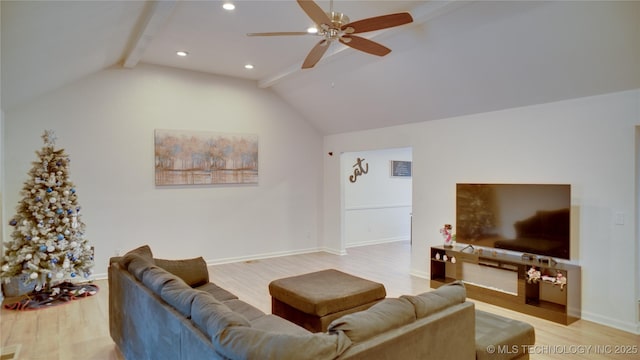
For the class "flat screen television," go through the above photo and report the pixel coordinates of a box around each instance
[456,183,571,260]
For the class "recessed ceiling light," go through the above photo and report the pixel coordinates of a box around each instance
[222,3,235,10]
[244,64,254,69]
[307,27,318,34]
[176,51,188,57]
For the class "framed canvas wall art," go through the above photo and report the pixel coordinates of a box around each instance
[154,129,258,185]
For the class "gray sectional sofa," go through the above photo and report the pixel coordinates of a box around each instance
[109,245,532,360]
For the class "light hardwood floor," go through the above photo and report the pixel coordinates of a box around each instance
[1,241,638,359]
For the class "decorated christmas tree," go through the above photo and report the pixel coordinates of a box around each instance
[1,130,94,291]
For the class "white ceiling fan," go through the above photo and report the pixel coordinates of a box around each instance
[247,0,414,69]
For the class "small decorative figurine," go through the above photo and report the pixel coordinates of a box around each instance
[435,253,441,260]
[554,272,567,290]
[450,256,456,264]
[526,266,541,284]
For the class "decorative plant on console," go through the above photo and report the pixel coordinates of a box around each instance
[440,224,455,247]
[1,130,94,298]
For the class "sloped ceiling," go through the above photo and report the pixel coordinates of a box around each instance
[2,1,639,134]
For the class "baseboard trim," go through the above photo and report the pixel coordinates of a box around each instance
[320,247,348,256]
[93,272,108,280]
[581,310,640,335]
[205,247,322,266]
[0,344,21,360]
[93,247,340,280]
[346,237,409,248]
[410,269,430,280]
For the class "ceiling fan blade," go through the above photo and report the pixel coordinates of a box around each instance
[297,0,331,26]
[302,39,330,69]
[342,12,413,34]
[247,32,310,36]
[339,35,391,56]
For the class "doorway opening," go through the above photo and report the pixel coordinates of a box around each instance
[340,147,413,250]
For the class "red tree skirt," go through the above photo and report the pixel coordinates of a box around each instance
[4,282,99,311]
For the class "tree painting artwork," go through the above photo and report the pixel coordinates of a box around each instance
[155,129,258,185]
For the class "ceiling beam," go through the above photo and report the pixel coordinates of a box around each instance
[123,0,178,69]
[257,0,471,88]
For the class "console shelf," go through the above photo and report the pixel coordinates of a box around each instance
[430,245,581,325]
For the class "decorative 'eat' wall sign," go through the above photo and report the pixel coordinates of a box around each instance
[349,157,369,183]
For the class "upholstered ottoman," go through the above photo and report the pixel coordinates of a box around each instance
[268,269,387,332]
[475,310,535,360]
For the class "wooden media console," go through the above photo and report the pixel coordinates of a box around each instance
[430,245,581,325]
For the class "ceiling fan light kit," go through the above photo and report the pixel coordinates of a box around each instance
[247,0,413,69]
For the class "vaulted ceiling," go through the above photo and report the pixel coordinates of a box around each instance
[2,1,639,134]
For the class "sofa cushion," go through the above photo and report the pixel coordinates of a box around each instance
[154,257,209,287]
[141,266,182,294]
[196,282,239,301]
[191,291,250,339]
[160,278,198,317]
[223,299,265,321]
[120,245,153,267]
[127,254,156,281]
[400,280,466,319]
[327,297,416,343]
[213,326,352,360]
[250,314,310,335]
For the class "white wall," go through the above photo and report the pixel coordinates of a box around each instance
[3,64,324,278]
[324,89,640,334]
[342,148,412,247]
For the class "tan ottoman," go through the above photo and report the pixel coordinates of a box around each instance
[268,269,387,332]
[475,310,535,360]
